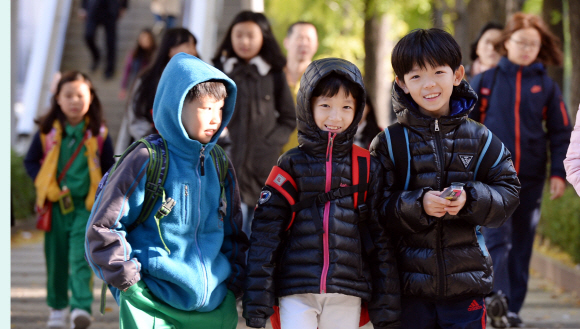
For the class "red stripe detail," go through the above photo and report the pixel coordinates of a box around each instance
[482,300,487,329]
[480,98,488,123]
[265,166,297,230]
[514,68,522,173]
[560,101,569,126]
[542,106,548,121]
[352,145,370,208]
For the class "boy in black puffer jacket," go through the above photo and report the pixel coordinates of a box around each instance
[243,58,401,329]
[370,29,521,329]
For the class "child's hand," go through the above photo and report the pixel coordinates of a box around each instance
[550,177,565,200]
[423,191,450,217]
[445,190,466,215]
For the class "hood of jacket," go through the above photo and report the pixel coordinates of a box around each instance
[153,53,237,155]
[296,58,366,157]
[392,79,478,132]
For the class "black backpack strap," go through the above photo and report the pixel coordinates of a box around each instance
[125,135,170,230]
[385,123,411,191]
[210,144,229,217]
[474,128,504,182]
[476,67,499,123]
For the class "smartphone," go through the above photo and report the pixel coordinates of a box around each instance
[439,183,464,201]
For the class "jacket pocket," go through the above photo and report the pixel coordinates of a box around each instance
[182,184,189,225]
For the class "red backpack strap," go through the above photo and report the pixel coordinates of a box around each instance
[478,67,499,123]
[352,145,370,208]
[265,166,298,230]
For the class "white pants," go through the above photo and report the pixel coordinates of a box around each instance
[279,293,361,329]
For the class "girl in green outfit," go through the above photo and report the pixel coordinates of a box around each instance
[24,71,115,329]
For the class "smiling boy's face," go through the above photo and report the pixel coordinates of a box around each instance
[311,86,356,134]
[181,96,224,143]
[396,64,464,118]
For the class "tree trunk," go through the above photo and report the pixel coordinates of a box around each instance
[465,0,506,64]
[543,0,565,90]
[569,0,580,118]
[431,0,445,29]
[364,9,393,128]
[453,0,469,64]
[506,0,526,17]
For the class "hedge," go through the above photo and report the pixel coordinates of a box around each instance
[11,149,36,220]
[538,185,580,264]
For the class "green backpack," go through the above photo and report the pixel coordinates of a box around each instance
[95,133,229,313]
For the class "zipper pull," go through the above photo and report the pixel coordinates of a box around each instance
[326,133,335,162]
[435,119,440,132]
[200,146,205,176]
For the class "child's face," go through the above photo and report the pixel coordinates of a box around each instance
[169,38,198,58]
[504,27,541,66]
[231,21,263,62]
[56,80,93,126]
[396,64,464,118]
[181,95,224,143]
[138,32,154,50]
[312,86,356,134]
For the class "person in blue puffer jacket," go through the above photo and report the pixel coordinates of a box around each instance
[85,53,247,328]
[469,12,572,328]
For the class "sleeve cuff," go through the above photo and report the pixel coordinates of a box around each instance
[246,317,267,328]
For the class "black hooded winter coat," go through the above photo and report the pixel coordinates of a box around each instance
[243,58,401,329]
[370,80,521,300]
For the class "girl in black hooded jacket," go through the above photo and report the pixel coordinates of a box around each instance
[243,58,401,329]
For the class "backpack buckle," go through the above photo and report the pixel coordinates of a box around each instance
[357,204,369,221]
[156,197,176,219]
[218,196,227,217]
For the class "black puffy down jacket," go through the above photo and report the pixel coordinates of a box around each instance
[370,81,520,300]
[243,58,401,329]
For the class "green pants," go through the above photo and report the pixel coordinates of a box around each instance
[44,198,93,312]
[119,281,238,329]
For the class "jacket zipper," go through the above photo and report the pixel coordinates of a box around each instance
[195,146,209,307]
[434,118,446,297]
[320,132,335,294]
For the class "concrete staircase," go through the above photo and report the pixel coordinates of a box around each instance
[59,0,155,144]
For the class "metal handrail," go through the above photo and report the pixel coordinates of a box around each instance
[15,0,72,138]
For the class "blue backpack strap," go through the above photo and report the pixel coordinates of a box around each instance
[474,128,504,182]
[385,123,411,191]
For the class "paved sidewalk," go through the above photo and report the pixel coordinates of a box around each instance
[11,232,580,328]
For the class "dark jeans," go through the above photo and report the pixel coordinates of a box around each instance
[483,178,544,314]
[84,15,117,74]
[401,296,487,329]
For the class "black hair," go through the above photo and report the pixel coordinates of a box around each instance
[133,28,197,123]
[212,11,286,71]
[311,73,363,105]
[36,71,103,135]
[286,21,317,37]
[184,81,228,103]
[469,22,504,61]
[392,28,462,81]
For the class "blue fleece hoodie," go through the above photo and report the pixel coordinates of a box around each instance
[85,53,241,312]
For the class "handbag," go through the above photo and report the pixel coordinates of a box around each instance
[35,202,53,232]
[35,133,88,232]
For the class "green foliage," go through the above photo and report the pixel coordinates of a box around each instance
[11,149,36,220]
[264,0,432,69]
[538,186,580,264]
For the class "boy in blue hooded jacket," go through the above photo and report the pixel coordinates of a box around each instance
[85,53,247,328]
